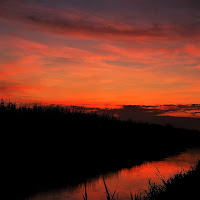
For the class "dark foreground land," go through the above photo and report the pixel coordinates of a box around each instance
[1,100,200,199]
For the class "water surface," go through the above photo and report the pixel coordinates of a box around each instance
[27,148,200,200]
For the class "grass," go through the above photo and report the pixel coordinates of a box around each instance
[134,160,200,200]
[82,183,87,200]
[1,99,200,199]
[82,160,200,200]
[82,177,117,200]
[103,177,116,200]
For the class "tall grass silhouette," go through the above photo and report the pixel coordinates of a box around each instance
[82,183,87,200]
[134,160,200,200]
[82,161,199,200]
[1,99,200,199]
[103,177,116,200]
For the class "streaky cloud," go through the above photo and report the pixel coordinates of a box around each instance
[1,0,200,41]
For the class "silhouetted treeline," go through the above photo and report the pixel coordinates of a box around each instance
[1,100,200,199]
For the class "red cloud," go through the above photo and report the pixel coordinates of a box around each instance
[1,0,198,42]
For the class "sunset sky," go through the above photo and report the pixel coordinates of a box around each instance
[1,0,200,106]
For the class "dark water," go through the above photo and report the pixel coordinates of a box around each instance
[27,148,200,200]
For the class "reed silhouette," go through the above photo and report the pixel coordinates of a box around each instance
[103,177,116,200]
[134,160,200,200]
[1,99,200,199]
[82,160,200,200]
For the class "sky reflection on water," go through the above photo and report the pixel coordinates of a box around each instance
[27,148,200,200]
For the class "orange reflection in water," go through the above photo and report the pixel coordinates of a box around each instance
[27,148,200,200]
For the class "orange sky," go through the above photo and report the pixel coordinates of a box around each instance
[1,0,200,106]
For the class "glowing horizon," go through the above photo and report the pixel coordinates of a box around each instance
[1,0,200,106]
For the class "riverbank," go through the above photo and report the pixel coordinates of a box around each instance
[80,160,200,200]
[133,160,200,200]
[1,101,200,199]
